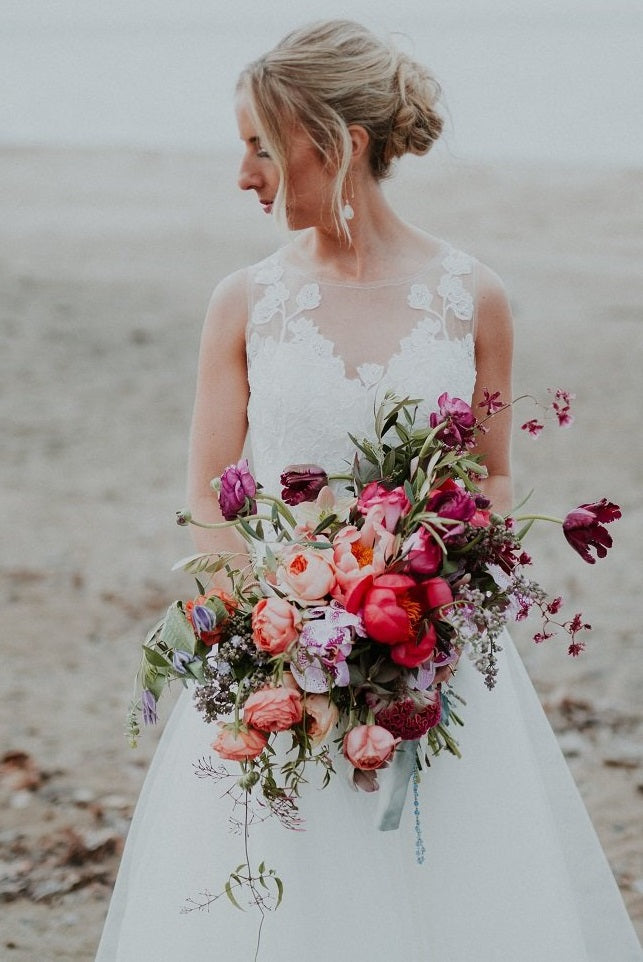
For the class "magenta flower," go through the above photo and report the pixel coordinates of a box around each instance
[521,419,544,439]
[218,458,257,520]
[563,499,621,564]
[427,486,477,524]
[429,393,477,450]
[280,464,328,505]
[478,388,505,416]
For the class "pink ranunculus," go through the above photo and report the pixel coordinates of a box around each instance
[278,545,336,602]
[303,694,339,744]
[402,526,443,575]
[242,686,303,732]
[356,481,411,532]
[343,724,399,770]
[212,724,267,761]
[251,597,302,654]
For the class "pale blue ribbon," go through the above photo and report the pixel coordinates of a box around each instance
[376,738,419,831]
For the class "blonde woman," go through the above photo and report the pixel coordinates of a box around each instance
[96,21,642,961]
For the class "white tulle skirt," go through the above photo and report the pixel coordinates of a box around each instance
[96,635,642,961]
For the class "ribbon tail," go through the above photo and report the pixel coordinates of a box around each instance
[376,738,419,832]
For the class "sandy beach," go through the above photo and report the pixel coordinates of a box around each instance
[1,146,642,958]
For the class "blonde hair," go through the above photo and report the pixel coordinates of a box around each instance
[237,19,443,236]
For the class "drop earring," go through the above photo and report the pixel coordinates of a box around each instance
[343,202,355,221]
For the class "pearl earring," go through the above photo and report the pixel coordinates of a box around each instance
[343,202,355,221]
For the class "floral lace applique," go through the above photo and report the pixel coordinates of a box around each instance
[245,247,477,496]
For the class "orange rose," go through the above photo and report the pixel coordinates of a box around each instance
[185,588,237,646]
[278,545,336,602]
[343,724,398,770]
[243,686,303,732]
[212,724,267,761]
[303,694,339,744]
[251,597,301,654]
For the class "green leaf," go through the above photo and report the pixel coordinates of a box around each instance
[142,647,172,669]
[159,603,197,654]
[225,879,244,911]
[274,875,284,908]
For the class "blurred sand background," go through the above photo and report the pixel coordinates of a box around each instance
[1,146,642,958]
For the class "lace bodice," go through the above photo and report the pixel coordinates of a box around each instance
[246,243,478,495]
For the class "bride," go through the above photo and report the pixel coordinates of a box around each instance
[96,19,642,961]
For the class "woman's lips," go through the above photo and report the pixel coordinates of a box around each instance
[260,200,274,214]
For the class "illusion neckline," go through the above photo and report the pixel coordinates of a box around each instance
[274,241,448,290]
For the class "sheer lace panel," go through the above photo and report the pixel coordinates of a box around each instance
[245,245,477,496]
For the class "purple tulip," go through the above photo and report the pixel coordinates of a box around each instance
[429,393,477,450]
[218,458,257,520]
[141,689,158,725]
[563,499,621,564]
[280,464,329,506]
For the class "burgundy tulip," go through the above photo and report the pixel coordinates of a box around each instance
[563,499,621,564]
[280,464,328,505]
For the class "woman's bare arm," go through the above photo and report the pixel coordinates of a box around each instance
[470,264,514,516]
[186,269,250,556]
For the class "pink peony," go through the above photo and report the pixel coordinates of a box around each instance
[356,481,411,532]
[343,724,398,770]
[212,724,267,761]
[278,545,336,601]
[243,686,303,732]
[331,521,393,603]
[251,597,301,654]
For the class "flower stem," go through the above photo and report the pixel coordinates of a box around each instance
[513,514,562,525]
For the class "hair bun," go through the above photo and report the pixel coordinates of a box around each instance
[384,54,443,165]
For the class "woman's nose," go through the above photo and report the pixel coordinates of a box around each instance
[238,154,263,192]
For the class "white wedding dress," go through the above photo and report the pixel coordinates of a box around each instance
[96,243,642,961]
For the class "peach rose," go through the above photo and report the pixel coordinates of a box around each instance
[251,597,302,654]
[212,724,267,761]
[278,545,336,602]
[243,686,303,732]
[343,724,399,770]
[303,694,339,745]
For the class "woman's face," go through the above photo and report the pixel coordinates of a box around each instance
[236,92,336,230]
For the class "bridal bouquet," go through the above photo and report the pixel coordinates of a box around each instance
[127,389,619,917]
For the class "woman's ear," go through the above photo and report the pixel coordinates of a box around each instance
[347,124,370,162]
